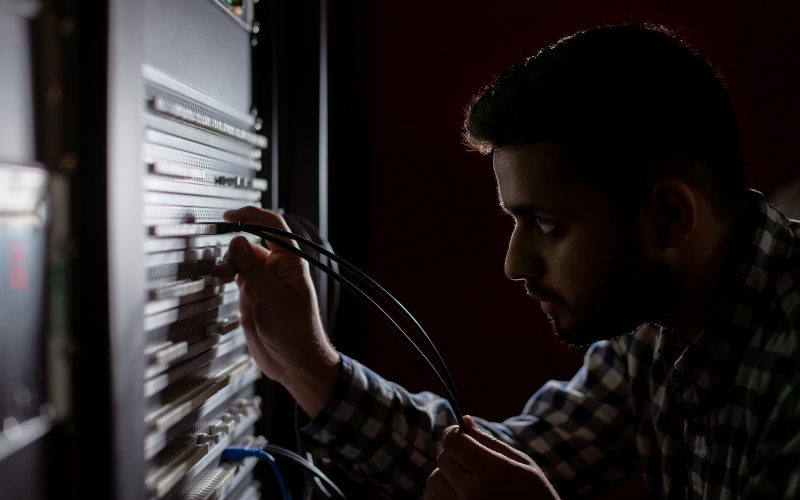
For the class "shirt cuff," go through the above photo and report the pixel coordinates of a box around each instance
[298,353,366,446]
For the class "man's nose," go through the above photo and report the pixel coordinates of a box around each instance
[504,231,545,281]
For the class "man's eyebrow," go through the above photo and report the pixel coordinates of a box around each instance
[496,188,560,216]
[498,202,556,216]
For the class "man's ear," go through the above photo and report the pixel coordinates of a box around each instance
[644,180,698,249]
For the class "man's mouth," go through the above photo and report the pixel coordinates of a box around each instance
[524,282,561,315]
[526,292,559,314]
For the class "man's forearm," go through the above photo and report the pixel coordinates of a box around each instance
[282,347,341,419]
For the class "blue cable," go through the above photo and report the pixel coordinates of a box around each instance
[223,446,293,500]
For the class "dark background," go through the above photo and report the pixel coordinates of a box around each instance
[323,1,800,497]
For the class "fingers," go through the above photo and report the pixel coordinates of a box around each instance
[463,416,533,466]
[238,283,269,365]
[224,206,289,228]
[424,468,458,500]
[212,233,271,281]
[237,279,257,336]
[224,206,298,254]
[464,415,480,434]
[442,418,530,473]
[211,259,237,282]
[227,236,284,305]
[463,416,508,455]
[436,450,471,492]
[440,425,475,473]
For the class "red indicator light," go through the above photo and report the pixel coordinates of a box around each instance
[9,240,28,290]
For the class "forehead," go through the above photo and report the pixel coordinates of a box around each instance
[492,143,579,211]
[492,142,620,223]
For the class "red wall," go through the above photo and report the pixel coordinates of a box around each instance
[334,1,800,497]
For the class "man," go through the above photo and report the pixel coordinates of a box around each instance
[214,24,800,498]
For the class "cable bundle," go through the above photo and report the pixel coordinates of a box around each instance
[223,444,347,500]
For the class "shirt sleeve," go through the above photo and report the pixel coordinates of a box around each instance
[298,354,455,498]
[489,339,641,497]
[299,339,640,499]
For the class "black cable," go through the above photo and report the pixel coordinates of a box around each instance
[263,444,348,500]
[304,451,332,498]
[215,222,466,431]
[281,213,340,335]
[237,223,464,418]
[246,225,466,429]
[247,227,465,430]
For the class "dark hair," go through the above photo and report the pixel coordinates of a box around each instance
[464,24,748,216]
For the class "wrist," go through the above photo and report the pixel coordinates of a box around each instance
[280,345,341,419]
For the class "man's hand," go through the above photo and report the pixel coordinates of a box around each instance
[425,416,561,500]
[212,207,340,418]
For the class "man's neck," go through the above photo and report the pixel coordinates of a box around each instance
[663,196,758,343]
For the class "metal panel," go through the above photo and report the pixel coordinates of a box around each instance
[0,163,51,496]
[143,0,252,113]
[0,5,37,163]
[0,3,54,498]
[107,0,147,498]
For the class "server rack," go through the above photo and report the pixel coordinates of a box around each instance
[116,1,266,498]
[67,1,274,498]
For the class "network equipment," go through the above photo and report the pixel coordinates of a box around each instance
[137,1,268,497]
[141,72,265,498]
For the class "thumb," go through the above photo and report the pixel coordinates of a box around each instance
[228,236,283,304]
[465,416,534,466]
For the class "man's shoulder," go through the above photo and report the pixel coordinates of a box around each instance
[768,220,800,332]
[743,259,800,394]
[756,212,800,333]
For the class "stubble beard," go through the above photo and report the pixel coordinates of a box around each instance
[547,309,639,347]
[546,251,671,347]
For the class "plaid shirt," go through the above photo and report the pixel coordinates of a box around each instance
[300,191,800,499]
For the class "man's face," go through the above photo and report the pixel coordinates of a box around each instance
[494,142,665,345]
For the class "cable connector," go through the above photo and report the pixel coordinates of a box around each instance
[221,446,263,462]
[213,221,243,235]
[222,446,293,500]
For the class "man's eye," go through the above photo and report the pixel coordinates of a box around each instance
[535,218,557,234]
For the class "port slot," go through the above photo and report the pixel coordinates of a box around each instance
[144,175,262,201]
[144,191,260,210]
[144,386,258,460]
[144,234,259,253]
[144,131,260,171]
[149,223,221,238]
[144,355,256,432]
[148,95,267,149]
[148,278,210,302]
[146,249,221,268]
[145,443,210,498]
[144,339,248,398]
[145,116,259,159]
[144,326,243,381]
[145,142,258,177]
